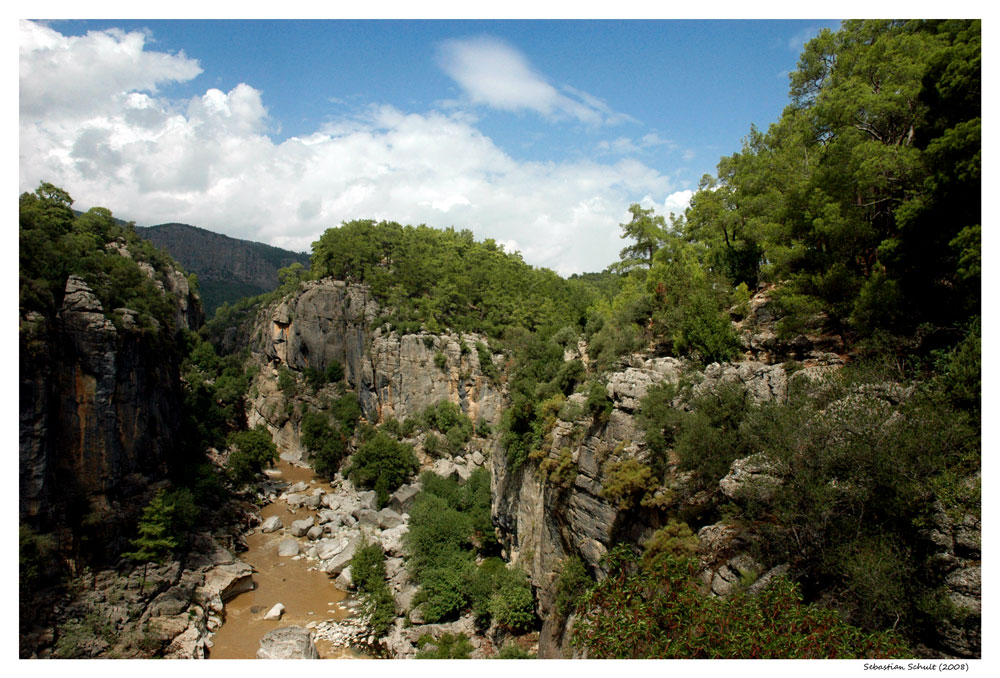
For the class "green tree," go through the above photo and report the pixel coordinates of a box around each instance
[226,425,278,486]
[614,203,668,273]
[123,490,179,589]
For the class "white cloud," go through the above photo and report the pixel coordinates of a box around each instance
[436,36,625,126]
[20,21,685,276]
[663,190,694,219]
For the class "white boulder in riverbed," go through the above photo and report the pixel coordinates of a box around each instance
[261,515,283,533]
[291,516,315,536]
[264,603,285,620]
[256,626,319,659]
[278,539,300,557]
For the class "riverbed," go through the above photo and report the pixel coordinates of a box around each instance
[207,460,361,659]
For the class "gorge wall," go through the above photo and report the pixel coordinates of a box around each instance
[19,255,201,560]
[244,279,504,458]
[239,279,979,659]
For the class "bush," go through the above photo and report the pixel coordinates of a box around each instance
[226,425,277,485]
[414,563,473,623]
[434,351,448,371]
[345,431,419,507]
[585,381,613,423]
[555,556,593,617]
[642,521,700,566]
[573,546,908,658]
[488,568,537,633]
[416,633,473,659]
[350,541,396,638]
[600,458,658,510]
[497,642,535,659]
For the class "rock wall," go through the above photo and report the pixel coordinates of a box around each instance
[490,352,795,657]
[19,272,200,558]
[247,280,504,457]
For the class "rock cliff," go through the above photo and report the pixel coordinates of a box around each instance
[245,279,504,458]
[19,263,201,561]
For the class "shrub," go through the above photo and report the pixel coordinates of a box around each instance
[325,360,344,383]
[345,431,419,507]
[555,555,593,617]
[350,541,396,639]
[422,431,443,458]
[642,521,700,566]
[226,425,278,485]
[414,563,473,623]
[475,341,500,382]
[488,568,537,633]
[497,642,535,659]
[573,546,908,658]
[601,458,658,510]
[416,633,473,659]
[585,381,614,423]
[434,351,448,371]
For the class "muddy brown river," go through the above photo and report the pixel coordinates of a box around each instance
[207,460,362,659]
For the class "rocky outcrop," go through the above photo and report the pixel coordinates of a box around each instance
[491,350,802,657]
[256,626,319,659]
[19,273,198,560]
[24,533,253,659]
[246,280,504,459]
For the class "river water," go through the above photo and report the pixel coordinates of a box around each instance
[207,460,362,659]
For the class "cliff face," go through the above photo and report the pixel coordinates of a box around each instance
[246,279,504,458]
[19,266,200,560]
[491,353,795,656]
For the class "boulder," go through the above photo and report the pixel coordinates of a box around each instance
[357,490,378,511]
[261,515,283,533]
[263,603,285,620]
[278,539,300,557]
[377,508,404,529]
[256,626,319,659]
[324,537,362,576]
[287,481,309,493]
[291,516,315,537]
[356,509,379,526]
[302,494,322,509]
[285,493,307,507]
[379,524,409,558]
[316,538,348,561]
[471,450,485,466]
[306,525,324,541]
[316,509,338,525]
[335,566,353,590]
[389,484,420,513]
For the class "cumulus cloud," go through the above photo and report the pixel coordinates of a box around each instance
[20,21,685,275]
[436,36,626,126]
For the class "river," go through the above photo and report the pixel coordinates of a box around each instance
[207,459,363,659]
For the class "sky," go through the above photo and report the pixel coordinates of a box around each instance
[19,16,845,275]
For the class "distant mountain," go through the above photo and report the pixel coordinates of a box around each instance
[135,223,310,317]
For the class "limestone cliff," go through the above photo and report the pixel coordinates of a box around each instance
[245,279,504,458]
[19,264,201,561]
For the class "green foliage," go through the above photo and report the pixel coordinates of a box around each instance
[488,567,537,633]
[226,425,278,486]
[415,633,474,659]
[277,366,297,395]
[642,521,700,566]
[613,203,668,273]
[434,350,448,371]
[345,431,419,506]
[601,458,658,510]
[673,382,752,485]
[300,409,346,476]
[555,556,593,617]
[123,490,180,584]
[497,642,535,659]
[680,20,981,337]
[475,341,500,382]
[350,540,396,639]
[573,546,908,658]
[311,219,592,338]
[19,183,185,338]
[20,524,58,593]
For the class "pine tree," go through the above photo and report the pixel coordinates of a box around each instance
[123,490,178,590]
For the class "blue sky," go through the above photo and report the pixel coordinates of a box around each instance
[20,18,841,274]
